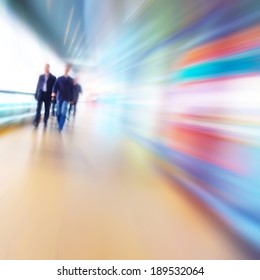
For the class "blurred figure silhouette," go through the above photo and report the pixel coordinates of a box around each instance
[33,64,56,128]
[52,63,73,132]
[68,77,82,119]
[51,93,57,117]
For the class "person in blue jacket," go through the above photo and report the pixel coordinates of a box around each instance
[33,64,56,128]
[52,63,73,132]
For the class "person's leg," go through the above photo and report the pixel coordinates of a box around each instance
[43,99,51,127]
[58,101,68,131]
[33,98,43,127]
[51,101,56,117]
[73,101,77,116]
[68,103,72,118]
[56,100,62,124]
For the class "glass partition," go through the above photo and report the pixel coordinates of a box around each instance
[0,91,35,126]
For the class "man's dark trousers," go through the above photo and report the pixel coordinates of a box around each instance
[34,90,51,127]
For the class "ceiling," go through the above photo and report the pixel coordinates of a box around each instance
[6,0,144,72]
[8,0,91,70]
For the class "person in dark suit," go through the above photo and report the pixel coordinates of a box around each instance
[33,64,56,128]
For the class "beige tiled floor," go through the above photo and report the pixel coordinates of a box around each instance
[0,104,252,259]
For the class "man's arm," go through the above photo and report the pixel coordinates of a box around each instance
[52,75,56,85]
[35,75,41,100]
[69,78,74,102]
[52,78,58,99]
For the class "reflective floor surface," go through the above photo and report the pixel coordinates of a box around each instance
[0,103,254,259]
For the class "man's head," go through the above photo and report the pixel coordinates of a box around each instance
[64,63,71,76]
[44,64,50,74]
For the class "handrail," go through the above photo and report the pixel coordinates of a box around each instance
[0,89,34,96]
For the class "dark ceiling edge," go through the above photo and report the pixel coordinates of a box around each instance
[8,0,67,62]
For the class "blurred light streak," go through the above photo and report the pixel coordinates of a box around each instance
[179,25,260,67]
[63,5,74,45]
[124,0,148,23]
[46,0,51,14]
[72,32,85,57]
[68,20,81,53]
[86,0,260,255]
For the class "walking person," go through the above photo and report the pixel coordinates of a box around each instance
[68,77,82,119]
[33,64,56,128]
[52,63,73,132]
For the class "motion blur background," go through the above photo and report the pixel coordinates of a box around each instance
[0,0,259,259]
